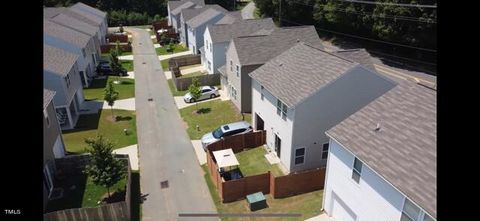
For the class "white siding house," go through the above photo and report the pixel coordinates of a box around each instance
[70,2,108,44]
[249,43,396,173]
[323,82,437,221]
[44,19,97,88]
[186,8,226,55]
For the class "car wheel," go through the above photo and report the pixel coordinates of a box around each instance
[210,94,215,99]
[190,98,195,103]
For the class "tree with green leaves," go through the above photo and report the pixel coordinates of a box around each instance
[84,136,126,198]
[188,77,202,111]
[166,42,176,53]
[104,81,119,120]
[109,47,125,76]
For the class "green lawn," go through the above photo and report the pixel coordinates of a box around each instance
[45,169,127,211]
[121,60,134,71]
[161,59,170,70]
[236,147,284,177]
[63,109,137,153]
[167,79,189,96]
[201,165,323,221]
[155,44,188,55]
[177,71,206,79]
[84,76,135,101]
[179,100,251,139]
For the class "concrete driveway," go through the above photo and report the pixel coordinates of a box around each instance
[126,27,217,221]
[113,145,139,170]
[174,96,221,109]
[158,51,192,61]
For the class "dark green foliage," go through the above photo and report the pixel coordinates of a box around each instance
[84,136,126,197]
[104,81,119,119]
[188,77,202,110]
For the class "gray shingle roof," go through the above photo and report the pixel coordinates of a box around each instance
[208,18,275,43]
[169,0,205,12]
[181,4,228,22]
[334,48,376,71]
[50,13,97,36]
[44,89,56,110]
[69,7,105,25]
[249,43,357,107]
[326,81,436,219]
[171,1,196,15]
[70,2,107,18]
[44,44,79,76]
[232,26,324,66]
[186,8,224,29]
[43,7,64,18]
[64,8,103,25]
[215,11,243,25]
[44,19,90,47]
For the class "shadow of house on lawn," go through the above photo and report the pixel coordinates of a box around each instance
[45,173,88,213]
[63,109,103,134]
[196,107,211,114]
[88,77,109,90]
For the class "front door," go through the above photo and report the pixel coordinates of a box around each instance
[255,114,264,131]
[274,134,281,157]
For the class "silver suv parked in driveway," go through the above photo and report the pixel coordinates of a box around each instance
[183,86,219,103]
[201,121,253,150]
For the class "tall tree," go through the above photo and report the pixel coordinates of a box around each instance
[188,78,202,111]
[84,136,126,198]
[104,81,119,120]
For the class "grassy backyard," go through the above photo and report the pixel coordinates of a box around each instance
[177,71,206,79]
[63,109,137,153]
[161,59,170,70]
[236,147,284,177]
[201,165,323,221]
[45,169,127,212]
[84,76,135,100]
[155,43,188,55]
[121,60,134,71]
[179,100,251,139]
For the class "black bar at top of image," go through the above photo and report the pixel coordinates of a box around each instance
[178,213,302,217]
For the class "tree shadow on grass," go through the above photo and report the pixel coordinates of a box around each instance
[115,116,133,121]
[195,107,211,114]
[45,173,88,213]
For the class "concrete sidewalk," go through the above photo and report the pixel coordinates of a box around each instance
[119,55,134,60]
[174,96,221,109]
[113,145,139,170]
[81,97,136,114]
[158,51,192,61]
[121,71,135,79]
[305,213,333,221]
[191,140,207,165]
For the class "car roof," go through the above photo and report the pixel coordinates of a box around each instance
[201,86,214,90]
[221,121,251,132]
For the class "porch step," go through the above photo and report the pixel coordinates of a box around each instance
[264,152,280,165]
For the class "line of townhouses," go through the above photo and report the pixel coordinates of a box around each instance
[167,1,436,221]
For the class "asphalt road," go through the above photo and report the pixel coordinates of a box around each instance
[127,27,217,221]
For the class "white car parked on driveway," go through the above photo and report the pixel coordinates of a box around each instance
[183,86,219,103]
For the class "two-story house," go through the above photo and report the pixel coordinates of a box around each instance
[179,4,228,47]
[43,89,66,210]
[249,42,397,174]
[186,8,229,55]
[44,44,84,130]
[202,18,275,75]
[323,81,436,221]
[168,0,205,32]
[224,26,323,113]
[44,19,97,88]
[70,2,108,44]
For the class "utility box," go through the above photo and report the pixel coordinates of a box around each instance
[246,192,267,211]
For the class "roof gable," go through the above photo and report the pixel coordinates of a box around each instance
[44,44,79,76]
[44,19,90,47]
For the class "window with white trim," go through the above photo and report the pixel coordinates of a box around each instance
[276,99,287,120]
[82,48,86,57]
[231,87,237,100]
[210,42,212,52]
[208,61,211,71]
[236,65,240,77]
[206,40,208,50]
[400,198,433,221]
[322,143,329,159]
[64,73,71,88]
[352,157,362,183]
[294,147,305,165]
[230,60,233,72]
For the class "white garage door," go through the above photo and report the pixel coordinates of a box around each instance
[332,195,357,221]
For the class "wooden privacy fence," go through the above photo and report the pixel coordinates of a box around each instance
[106,34,129,43]
[152,20,169,31]
[271,167,326,198]
[44,155,132,221]
[169,55,201,77]
[100,44,132,53]
[169,54,221,91]
[205,131,326,203]
[205,130,267,153]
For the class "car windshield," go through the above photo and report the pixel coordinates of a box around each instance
[210,86,215,90]
[212,127,223,139]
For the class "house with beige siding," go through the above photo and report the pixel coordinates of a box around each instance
[249,42,397,174]
[323,81,436,221]
[223,26,323,113]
